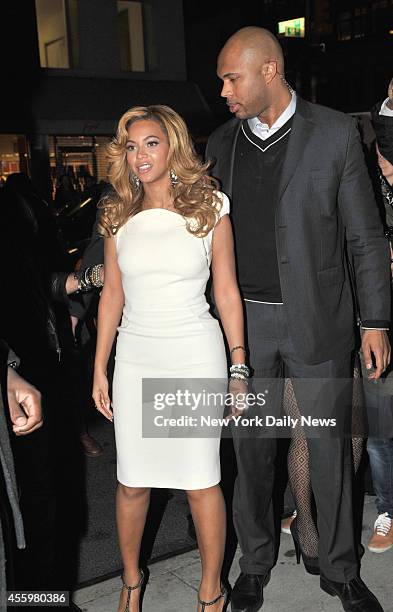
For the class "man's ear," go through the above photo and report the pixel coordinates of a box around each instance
[262,60,277,84]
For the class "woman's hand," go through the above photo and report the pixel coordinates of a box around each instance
[92,370,113,421]
[225,377,249,421]
[65,272,79,295]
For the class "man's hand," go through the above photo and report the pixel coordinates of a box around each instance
[361,329,391,379]
[7,368,43,435]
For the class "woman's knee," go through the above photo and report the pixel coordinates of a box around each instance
[186,485,219,502]
[117,483,150,501]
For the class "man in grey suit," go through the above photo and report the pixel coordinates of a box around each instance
[207,27,391,612]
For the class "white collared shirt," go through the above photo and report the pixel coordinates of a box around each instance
[380,97,393,117]
[248,92,297,141]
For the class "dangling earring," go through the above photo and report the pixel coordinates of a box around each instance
[170,169,178,187]
[131,174,141,189]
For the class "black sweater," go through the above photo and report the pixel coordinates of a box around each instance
[231,116,293,302]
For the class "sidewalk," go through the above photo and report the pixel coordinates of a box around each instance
[74,495,393,612]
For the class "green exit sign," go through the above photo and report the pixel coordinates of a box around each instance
[278,17,305,38]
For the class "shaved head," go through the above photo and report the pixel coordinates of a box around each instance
[219,27,284,73]
[217,26,290,122]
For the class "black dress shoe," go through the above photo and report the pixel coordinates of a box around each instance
[320,575,384,611]
[231,571,271,612]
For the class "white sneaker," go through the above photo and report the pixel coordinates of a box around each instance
[367,512,393,553]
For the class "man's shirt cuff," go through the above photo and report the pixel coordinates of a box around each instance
[361,319,390,330]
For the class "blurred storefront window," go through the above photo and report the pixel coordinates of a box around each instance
[48,135,111,201]
[0,135,29,186]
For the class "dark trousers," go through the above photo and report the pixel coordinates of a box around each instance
[232,301,357,582]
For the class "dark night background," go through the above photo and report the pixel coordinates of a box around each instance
[1,0,392,213]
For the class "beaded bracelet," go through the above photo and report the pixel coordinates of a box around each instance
[89,264,104,288]
[230,372,249,381]
[74,264,104,293]
[93,264,104,287]
[230,363,250,375]
[229,363,250,381]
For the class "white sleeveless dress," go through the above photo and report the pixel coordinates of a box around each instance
[112,192,230,489]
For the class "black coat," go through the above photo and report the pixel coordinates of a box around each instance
[206,97,390,364]
[0,179,71,385]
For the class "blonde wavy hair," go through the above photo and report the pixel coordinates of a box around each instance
[98,105,221,237]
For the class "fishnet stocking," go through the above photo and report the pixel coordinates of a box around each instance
[284,359,364,558]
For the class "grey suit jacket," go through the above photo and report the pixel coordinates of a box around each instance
[206,97,391,364]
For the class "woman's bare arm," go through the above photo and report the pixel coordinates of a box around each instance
[211,216,245,365]
[94,235,124,373]
[93,235,124,420]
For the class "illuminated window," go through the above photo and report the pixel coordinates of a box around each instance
[35,0,79,68]
[117,1,145,71]
[278,17,305,38]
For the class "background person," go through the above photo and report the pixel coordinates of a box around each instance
[363,78,393,554]
[0,174,94,596]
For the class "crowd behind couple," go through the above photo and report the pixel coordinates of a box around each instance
[1,26,393,612]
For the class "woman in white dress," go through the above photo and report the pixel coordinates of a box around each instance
[92,105,246,612]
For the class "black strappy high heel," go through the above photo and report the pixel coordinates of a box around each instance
[289,519,320,576]
[198,585,229,611]
[121,569,145,612]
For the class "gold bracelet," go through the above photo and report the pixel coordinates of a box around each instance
[230,345,246,356]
